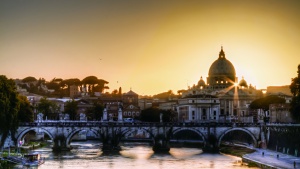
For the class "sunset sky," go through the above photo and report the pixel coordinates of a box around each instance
[1,0,299,95]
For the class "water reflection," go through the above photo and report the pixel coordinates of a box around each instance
[12,141,257,169]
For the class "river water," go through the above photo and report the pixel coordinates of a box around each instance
[12,141,258,169]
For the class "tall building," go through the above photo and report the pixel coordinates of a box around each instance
[178,47,262,122]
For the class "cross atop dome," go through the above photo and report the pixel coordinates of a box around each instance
[219,46,225,58]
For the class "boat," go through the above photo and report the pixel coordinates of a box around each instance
[22,153,45,166]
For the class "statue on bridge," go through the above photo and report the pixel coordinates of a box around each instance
[37,113,43,122]
[80,113,86,121]
[103,106,108,121]
[64,114,70,121]
[118,107,123,122]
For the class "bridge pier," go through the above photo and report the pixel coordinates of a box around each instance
[203,125,219,153]
[152,126,172,153]
[202,134,219,153]
[152,135,170,153]
[100,127,121,152]
[52,134,71,152]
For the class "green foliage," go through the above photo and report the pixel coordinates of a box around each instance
[18,95,34,122]
[249,95,285,111]
[139,107,177,122]
[22,76,37,83]
[0,75,20,148]
[17,76,109,97]
[46,78,62,91]
[82,76,109,94]
[37,97,58,119]
[290,64,300,121]
[85,102,104,120]
[64,100,78,120]
[152,90,179,100]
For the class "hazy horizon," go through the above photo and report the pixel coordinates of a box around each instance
[1,0,299,95]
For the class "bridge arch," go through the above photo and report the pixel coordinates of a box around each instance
[218,128,257,147]
[172,128,207,146]
[120,127,155,140]
[16,127,54,145]
[66,128,100,145]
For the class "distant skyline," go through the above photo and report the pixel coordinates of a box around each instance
[1,0,299,95]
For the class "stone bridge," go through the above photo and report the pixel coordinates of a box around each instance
[14,121,263,152]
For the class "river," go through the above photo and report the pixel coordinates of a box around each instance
[12,141,258,169]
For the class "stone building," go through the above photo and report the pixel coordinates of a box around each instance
[178,47,262,122]
[269,103,293,123]
[122,90,140,118]
[177,94,220,122]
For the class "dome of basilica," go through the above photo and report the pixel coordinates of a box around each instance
[197,76,206,87]
[206,47,237,89]
[239,77,248,87]
[208,47,236,78]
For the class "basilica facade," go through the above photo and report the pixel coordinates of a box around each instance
[177,47,262,122]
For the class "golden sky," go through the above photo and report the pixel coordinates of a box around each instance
[0,0,299,95]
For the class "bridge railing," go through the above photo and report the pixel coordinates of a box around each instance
[19,121,262,128]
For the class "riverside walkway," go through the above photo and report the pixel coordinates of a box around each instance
[243,148,300,169]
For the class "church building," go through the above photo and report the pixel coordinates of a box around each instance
[177,47,262,122]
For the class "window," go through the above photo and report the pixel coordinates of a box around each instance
[202,109,206,116]
[214,111,216,116]
[233,109,237,116]
[221,109,224,115]
[192,111,195,116]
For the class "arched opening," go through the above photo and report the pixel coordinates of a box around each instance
[66,128,100,146]
[172,128,206,147]
[120,127,153,143]
[62,129,101,154]
[218,129,257,147]
[16,128,54,150]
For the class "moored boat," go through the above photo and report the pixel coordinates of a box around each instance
[22,153,45,166]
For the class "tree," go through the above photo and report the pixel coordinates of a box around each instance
[18,95,34,122]
[152,90,178,100]
[22,76,37,83]
[82,76,109,95]
[250,95,285,122]
[59,78,81,97]
[250,95,286,112]
[37,97,58,120]
[290,64,300,121]
[85,102,104,120]
[0,75,20,148]
[64,100,78,120]
[139,107,177,122]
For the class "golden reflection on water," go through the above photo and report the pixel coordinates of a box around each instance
[169,148,203,159]
[120,145,154,159]
[13,142,259,169]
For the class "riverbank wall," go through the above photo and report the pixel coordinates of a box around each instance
[242,155,276,169]
[242,148,299,169]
